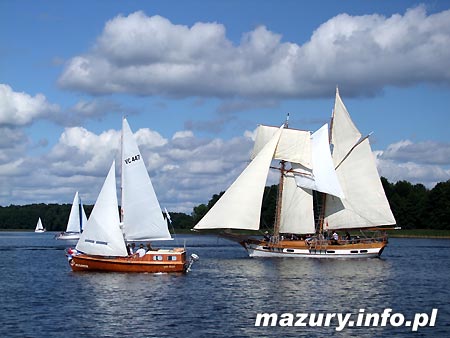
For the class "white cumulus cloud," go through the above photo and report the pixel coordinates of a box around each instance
[376,140,450,187]
[59,7,450,98]
[0,84,60,126]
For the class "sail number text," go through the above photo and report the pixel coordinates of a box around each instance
[124,154,141,164]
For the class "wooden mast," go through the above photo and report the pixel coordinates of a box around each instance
[273,160,285,239]
[318,88,337,234]
[273,114,289,239]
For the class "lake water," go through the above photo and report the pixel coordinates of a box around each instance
[0,232,448,337]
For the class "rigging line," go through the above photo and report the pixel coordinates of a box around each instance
[334,133,372,170]
[165,210,180,246]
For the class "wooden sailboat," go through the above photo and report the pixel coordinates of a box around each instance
[194,89,395,258]
[68,118,198,272]
[56,191,87,240]
[34,217,46,233]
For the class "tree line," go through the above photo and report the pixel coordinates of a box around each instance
[0,178,449,231]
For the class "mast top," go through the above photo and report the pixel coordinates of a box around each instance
[284,113,290,128]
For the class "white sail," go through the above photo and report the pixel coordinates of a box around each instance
[329,88,362,167]
[80,199,88,231]
[76,162,128,257]
[251,125,311,168]
[194,126,284,230]
[121,118,172,241]
[324,89,396,229]
[294,124,344,198]
[35,217,45,232]
[66,191,87,233]
[279,172,315,234]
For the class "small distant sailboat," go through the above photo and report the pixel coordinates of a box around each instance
[67,118,198,273]
[35,217,46,233]
[56,191,88,240]
[194,88,395,258]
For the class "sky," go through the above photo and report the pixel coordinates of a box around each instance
[1,0,450,213]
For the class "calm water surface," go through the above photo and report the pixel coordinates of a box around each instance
[0,232,448,337]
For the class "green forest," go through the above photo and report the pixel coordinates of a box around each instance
[1,178,449,232]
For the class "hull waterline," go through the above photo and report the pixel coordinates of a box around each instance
[68,249,188,273]
[241,238,387,259]
[56,232,80,240]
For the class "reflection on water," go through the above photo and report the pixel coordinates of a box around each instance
[0,232,448,337]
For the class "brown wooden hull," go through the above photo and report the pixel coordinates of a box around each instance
[69,249,187,273]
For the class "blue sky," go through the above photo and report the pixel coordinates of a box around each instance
[1,0,450,212]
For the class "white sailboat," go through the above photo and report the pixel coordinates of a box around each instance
[194,89,395,258]
[34,217,46,233]
[68,118,197,273]
[56,191,88,240]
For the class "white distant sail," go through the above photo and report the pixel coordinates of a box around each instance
[76,162,128,257]
[194,126,284,230]
[65,191,88,234]
[324,89,396,229]
[35,217,45,232]
[120,118,172,241]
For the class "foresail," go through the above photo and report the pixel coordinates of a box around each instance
[330,89,362,166]
[121,118,172,241]
[251,125,311,168]
[66,192,81,233]
[280,172,315,234]
[194,126,284,230]
[294,124,344,198]
[324,89,396,229]
[325,139,396,229]
[76,162,128,257]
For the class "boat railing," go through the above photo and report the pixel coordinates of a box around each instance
[269,236,280,245]
[308,237,328,250]
[337,236,387,245]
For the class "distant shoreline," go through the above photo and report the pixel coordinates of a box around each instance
[1,229,450,239]
[388,235,450,239]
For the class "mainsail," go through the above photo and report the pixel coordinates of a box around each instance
[324,89,396,229]
[120,118,172,241]
[66,191,88,233]
[194,126,284,230]
[76,162,128,257]
[279,173,315,234]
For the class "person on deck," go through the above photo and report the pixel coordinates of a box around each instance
[135,244,146,258]
[345,231,351,242]
[331,231,339,244]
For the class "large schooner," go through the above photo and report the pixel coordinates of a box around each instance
[194,89,396,258]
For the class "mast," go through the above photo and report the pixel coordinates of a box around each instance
[319,91,337,234]
[78,194,83,232]
[120,116,124,224]
[273,160,285,238]
[273,114,290,238]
